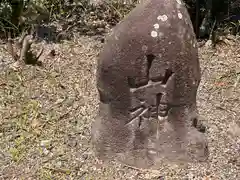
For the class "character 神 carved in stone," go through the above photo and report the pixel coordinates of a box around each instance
[92,0,208,169]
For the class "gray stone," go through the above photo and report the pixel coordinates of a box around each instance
[92,0,208,169]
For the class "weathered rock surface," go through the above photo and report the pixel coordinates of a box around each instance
[92,0,208,169]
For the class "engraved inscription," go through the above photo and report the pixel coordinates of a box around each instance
[162,69,173,84]
[98,88,111,104]
[128,54,174,123]
[127,55,151,88]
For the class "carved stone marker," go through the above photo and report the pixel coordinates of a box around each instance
[92,0,208,169]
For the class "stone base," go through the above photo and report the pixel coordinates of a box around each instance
[92,120,208,169]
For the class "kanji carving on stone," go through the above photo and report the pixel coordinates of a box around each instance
[128,54,174,123]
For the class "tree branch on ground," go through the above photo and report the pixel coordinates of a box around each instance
[6,32,44,70]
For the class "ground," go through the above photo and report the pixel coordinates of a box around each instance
[0,34,239,180]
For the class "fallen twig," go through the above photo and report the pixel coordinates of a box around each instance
[43,166,71,174]
[6,32,44,70]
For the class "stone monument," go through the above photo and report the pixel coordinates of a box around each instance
[92,0,208,169]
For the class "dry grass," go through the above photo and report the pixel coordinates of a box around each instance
[0,34,239,179]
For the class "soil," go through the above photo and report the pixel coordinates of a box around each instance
[0,34,239,179]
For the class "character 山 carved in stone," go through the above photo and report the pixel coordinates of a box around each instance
[92,0,208,169]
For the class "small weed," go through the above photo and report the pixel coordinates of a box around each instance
[39,168,53,180]
[9,135,27,162]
